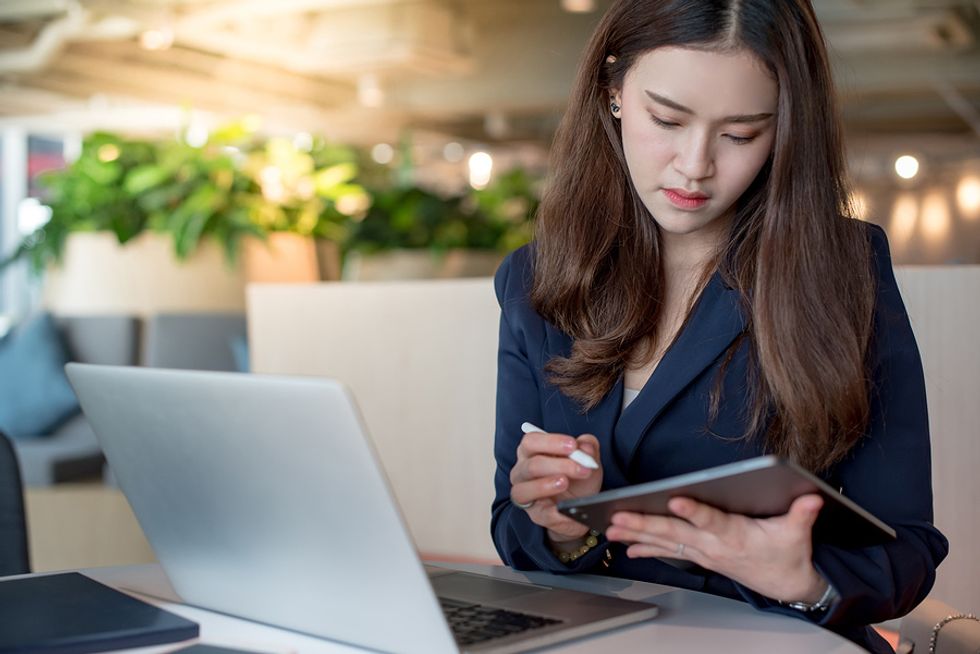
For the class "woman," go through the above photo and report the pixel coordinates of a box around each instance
[490,1,948,652]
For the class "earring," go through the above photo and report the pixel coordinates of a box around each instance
[610,101,621,115]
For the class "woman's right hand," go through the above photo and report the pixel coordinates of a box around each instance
[509,430,602,543]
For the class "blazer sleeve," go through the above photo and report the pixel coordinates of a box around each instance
[736,224,949,627]
[489,247,611,574]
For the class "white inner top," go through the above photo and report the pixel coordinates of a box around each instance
[623,387,641,410]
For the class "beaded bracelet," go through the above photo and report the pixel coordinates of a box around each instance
[553,529,601,564]
[929,612,978,654]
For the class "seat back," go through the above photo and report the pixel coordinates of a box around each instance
[0,430,30,576]
[142,313,247,372]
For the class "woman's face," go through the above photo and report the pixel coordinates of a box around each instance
[612,47,778,245]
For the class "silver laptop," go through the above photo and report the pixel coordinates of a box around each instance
[65,364,658,654]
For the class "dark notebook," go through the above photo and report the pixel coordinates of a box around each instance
[0,572,199,654]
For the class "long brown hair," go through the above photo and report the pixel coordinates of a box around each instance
[531,0,875,472]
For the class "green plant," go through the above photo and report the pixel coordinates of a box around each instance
[1,121,369,274]
[468,167,540,252]
[344,167,539,255]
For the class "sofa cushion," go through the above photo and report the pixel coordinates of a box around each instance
[54,316,141,366]
[0,313,80,439]
[143,313,247,372]
[9,415,104,486]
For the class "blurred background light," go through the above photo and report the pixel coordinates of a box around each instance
[443,142,465,163]
[895,155,920,180]
[140,27,174,51]
[956,175,980,219]
[921,190,951,241]
[468,151,493,190]
[890,193,919,246]
[357,74,385,108]
[561,0,596,13]
[371,143,394,165]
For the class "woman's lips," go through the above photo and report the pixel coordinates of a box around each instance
[663,188,709,210]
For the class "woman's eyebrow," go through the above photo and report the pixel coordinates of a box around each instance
[645,90,774,124]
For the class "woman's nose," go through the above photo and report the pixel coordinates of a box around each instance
[673,134,715,181]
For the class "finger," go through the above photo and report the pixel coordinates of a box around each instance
[610,511,704,548]
[523,454,593,481]
[605,525,675,549]
[574,434,600,459]
[784,494,823,531]
[625,542,706,565]
[509,475,568,506]
[668,497,729,533]
[626,544,676,559]
[532,501,590,534]
[516,432,578,459]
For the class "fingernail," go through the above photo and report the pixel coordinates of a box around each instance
[554,477,566,488]
[562,439,576,452]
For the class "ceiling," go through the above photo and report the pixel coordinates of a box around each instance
[0,0,978,151]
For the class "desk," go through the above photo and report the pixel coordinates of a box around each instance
[36,563,862,653]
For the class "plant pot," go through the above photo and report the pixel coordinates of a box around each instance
[342,249,504,281]
[240,233,320,284]
[42,232,246,316]
[315,239,342,281]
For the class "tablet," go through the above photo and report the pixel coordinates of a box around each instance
[556,456,896,548]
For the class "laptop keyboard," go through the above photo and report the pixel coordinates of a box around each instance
[439,597,563,647]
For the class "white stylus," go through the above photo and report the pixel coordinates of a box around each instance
[520,422,599,469]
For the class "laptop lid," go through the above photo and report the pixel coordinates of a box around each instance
[66,363,458,654]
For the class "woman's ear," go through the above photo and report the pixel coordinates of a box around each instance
[609,91,623,118]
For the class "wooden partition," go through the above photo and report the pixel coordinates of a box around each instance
[249,266,979,610]
[249,279,501,562]
[894,266,980,613]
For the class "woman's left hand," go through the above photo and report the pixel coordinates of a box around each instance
[605,494,828,603]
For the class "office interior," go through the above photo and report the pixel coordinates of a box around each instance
[0,0,978,652]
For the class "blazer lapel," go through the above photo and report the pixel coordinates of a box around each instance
[613,273,747,475]
[542,325,632,489]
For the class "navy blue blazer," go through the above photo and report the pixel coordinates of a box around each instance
[491,224,948,654]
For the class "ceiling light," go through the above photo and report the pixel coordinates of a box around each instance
[956,175,980,218]
[140,27,174,51]
[921,191,950,241]
[468,152,493,190]
[890,194,918,246]
[895,155,920,180]
[561,0,596,13]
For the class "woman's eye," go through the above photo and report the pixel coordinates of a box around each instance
[650,115,680,129]
[725,134,756,145]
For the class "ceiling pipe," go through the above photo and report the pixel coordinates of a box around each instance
[178,0,404,31]
[0,0,73,21]
[932,79,980,139]
[0,2,87,74]
[0,2,144,74]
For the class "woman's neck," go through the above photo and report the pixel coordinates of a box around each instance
[658,212,732,280]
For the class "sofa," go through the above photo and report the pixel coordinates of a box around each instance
[3,312,247,486]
